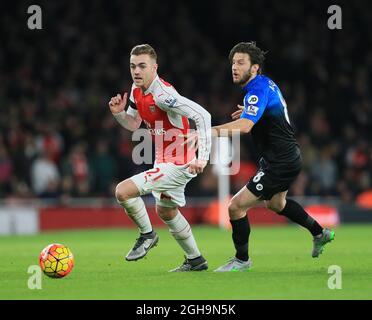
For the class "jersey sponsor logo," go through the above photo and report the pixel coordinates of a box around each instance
[245,105,259,116]
[247,95,259,104]
[164,94,177,107]
[144,120,166,135]
[148,128,166,135]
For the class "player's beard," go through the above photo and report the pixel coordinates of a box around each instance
[237,68,253,86]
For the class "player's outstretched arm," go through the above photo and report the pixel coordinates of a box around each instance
[181,103,252,145]
[109,92,142,131]
[212,118,254,137]
[213,88,267,136]
[181,114,253,146]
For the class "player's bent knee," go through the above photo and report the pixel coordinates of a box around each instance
[156,206,178,221]
[267,200,286,213]
[228,200,245,219]
[115,180,135,203]
[115,185,127,202]
[228,201,238,214]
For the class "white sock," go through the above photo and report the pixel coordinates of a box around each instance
[163,211,201,259]
[118,197,152,234]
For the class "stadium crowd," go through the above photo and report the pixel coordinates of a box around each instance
[1,1,371,203]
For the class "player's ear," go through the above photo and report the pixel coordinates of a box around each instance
[252,64,259,74]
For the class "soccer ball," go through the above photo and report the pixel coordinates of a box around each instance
[39,243,74,278]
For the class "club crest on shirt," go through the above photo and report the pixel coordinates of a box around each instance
[245,105,259,116]
[247,95,259,104]
[149,105,156,113]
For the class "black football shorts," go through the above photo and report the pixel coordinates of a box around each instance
[246,157,302,200]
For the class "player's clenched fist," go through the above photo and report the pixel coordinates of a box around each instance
[109,92,128,114]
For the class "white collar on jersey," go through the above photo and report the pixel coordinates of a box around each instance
[144,75,160,95]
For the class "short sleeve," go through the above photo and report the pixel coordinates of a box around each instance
[240,89,268,123]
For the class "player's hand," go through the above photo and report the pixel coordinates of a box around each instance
[231,104,244,120]
[185,159,207,174]
[109,92,128,114]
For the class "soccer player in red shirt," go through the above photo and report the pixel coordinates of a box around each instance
[109,44,211,272]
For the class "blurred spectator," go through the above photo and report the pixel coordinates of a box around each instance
[310,147,338,194]
[0,143,13,196]
[90,140,118,195]
[116,130,141,179]
[30,152,60,196]
[35,123,64,164]
[61,143,90,197]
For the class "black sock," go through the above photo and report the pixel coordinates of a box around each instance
[230,215,250,261]
[278,199,323,236]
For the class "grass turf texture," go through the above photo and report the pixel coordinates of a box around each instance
[1,224,371,300]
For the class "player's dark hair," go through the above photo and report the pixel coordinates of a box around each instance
[130,44,157,62]
[229,42,266,74]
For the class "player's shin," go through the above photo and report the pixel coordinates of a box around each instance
[278,199,323,236]
[118,197,153,234]
[230,215,250,261]
[162,211,201,259]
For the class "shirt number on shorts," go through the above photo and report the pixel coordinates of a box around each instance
[145,168,164,182]
[146,168,160,175]
[253,171,265,183]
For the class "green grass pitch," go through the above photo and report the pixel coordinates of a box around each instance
[1,224,371,300]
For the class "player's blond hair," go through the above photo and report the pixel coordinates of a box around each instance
[130,44,157,62]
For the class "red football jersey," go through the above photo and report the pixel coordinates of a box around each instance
[130,76,197,165]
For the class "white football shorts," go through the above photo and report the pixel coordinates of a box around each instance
[130,161,197,208]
